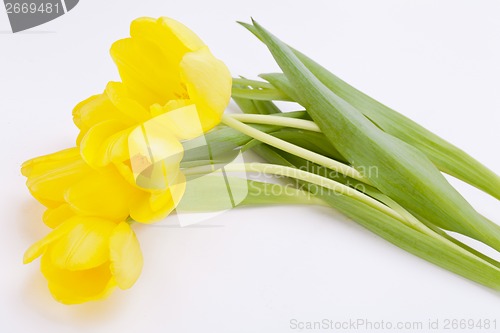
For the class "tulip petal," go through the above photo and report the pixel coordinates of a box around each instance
[151,171,186,212]
[128,118,184,191]
[129,17,205,80]
[65,167,134,221]
[43,204,75,228]
[109,222,143,289]
[111,16,206,108]
[80,120,130,168]
[150,99,189,117]
[131,17,205,55]
[128,191,172,223]
[180,47,232,132]
[110,37,182,108]
[105,81,151,123]
[23,218,80,264]
[129,173,186,223]
[149,104,205,140]
[21,147,81,178]
[72,93,127,144]
[49,216,117,270]
[41,253,115,304]
[73,94,114,129]
[23,148,92,207]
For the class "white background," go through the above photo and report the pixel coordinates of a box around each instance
[1,0,500,332]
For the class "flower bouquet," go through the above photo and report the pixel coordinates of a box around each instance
[22,17,500,304]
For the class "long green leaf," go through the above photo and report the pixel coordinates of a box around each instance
[251,143,500,290]
[260,142,500,270]
[261,71,500,201]
[231,87,292,101]
[240,21,500,200]
[248,20,500,251]
[235,95,500,284]
[238,23,500,201]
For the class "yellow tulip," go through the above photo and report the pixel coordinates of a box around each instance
[23,216,143,304]
[21,16,232,305]
[76,86,191,191]
[72,16,232,173]
[110,16,232,132]
[22,147,185,225]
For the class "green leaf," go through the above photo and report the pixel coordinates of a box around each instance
[271,129,346,162]
[255,61,500,202]
[259,73,301,102]
[233,91,284,115]
[241,21,500,200]
[251,143,500,289]
[248,20,500,251]
[231,86,292,101]
[232,77,285,114]
[181,125,252,163]
[292,52,500,201]
[316,186,500,290]
[233,77,275,89]
[259,143,500,270]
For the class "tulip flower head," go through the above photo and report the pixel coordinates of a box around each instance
[22,147,185,225]
[110,16,232,132]
[23,216,143,304]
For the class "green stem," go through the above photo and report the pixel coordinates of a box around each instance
[221,114,370,185]
[219,114,450,244]
[228,113,321,132]
[231,87,292,101]
[184,161,500,271]
[232,78,275,89]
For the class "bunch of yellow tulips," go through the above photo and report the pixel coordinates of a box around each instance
[22,17,231,304]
